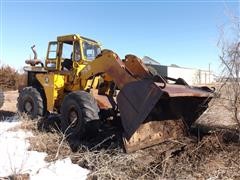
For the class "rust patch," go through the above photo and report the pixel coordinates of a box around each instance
[123,119,185,153]
[91,89,113,109]
[158,83,214,97]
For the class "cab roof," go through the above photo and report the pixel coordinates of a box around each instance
[57,34,98,44]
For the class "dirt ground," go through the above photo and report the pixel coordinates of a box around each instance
[197,97,238,131]
[0,90,239,179]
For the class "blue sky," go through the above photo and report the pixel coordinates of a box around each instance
[0,0,239,73]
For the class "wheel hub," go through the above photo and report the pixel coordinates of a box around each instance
[24,101,33,113]
[68,109,78,126]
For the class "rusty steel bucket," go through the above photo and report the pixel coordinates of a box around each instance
[117,79,213,152]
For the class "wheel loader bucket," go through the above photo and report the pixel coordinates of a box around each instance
[117,80,213,153]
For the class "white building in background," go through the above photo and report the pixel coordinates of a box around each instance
[167,66,215,85]
[143,56,215,85]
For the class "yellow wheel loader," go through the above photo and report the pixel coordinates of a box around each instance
[17,34,214,152]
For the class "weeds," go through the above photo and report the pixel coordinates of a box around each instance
[0,64,26,91]
[16,114,240,179]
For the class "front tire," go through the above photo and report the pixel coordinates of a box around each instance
[60,91,100,139]
[17,87,45,119]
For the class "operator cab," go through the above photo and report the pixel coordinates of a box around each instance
[82,38,101,61]
[45,34,101,71]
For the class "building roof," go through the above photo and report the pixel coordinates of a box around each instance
[142,56,161,65]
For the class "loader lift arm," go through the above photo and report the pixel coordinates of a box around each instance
[80,50,136,89]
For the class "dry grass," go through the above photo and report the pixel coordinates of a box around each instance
[197,85,240,131]
[15,114,240,180]
[15,115,72,162]
[1,86,239,179]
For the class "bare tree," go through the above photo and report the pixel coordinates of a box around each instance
[218,12,240,132]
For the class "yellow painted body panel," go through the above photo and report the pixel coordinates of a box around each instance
[73,63,99,90]
[64,64,86,91]
[36,63,100,112]
[36,73,65,112]
[84,77,99,91]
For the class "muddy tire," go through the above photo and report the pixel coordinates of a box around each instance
[0,88,4,108]
[60,91,100,139]
[17,87,45,119]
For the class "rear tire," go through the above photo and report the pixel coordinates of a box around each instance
[60,91,100,139]
[17,87,45,119]
[0,88,4,109]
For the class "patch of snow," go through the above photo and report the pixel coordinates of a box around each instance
[32,158,89,180]
[0,116,89,179]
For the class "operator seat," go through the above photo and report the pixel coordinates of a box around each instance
[62,59,73,70]
[62,53,73,70]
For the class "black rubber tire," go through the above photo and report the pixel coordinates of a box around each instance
[17,87,45,119]
[60,91,100,139]
[0,88,4,109]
